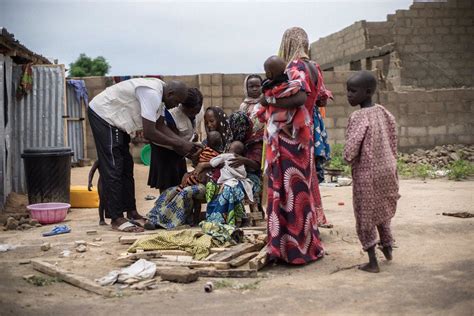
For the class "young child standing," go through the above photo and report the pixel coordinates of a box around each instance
[344,70,400,273]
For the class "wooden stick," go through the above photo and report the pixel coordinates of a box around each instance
[211,242,264,262]
[248,245,268,271]
[31,260,114,297]
[195,269,258,278]
[210,247,228,253]
[229,252,258,268]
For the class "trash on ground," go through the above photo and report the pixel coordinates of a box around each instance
[42,225,71,237]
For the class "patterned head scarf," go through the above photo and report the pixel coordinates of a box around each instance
[205,106,233,150]
[278,27,310,64]
[229,111,253,143]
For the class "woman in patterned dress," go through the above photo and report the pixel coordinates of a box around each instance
[264,27,328,264]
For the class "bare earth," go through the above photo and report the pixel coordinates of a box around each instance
[0,165,473,316]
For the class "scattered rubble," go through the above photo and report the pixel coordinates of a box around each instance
[398,144,474,169]
[3,216,42,231]
[41,242,51,251]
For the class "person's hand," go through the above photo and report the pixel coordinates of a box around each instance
[191,133,199,142]
[87,182,93,191]
[175,141,195,156]
[260,95,269,107]
[229,156,247,168]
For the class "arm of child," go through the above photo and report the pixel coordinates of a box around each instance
[343,112,369,164]
[210,155,225,168]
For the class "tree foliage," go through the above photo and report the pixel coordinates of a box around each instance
[69,53,110,77]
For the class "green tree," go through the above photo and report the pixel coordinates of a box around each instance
[69,53,110,77]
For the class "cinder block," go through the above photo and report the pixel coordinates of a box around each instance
[231,85,244,97]
[435,27,450,34]
[211,85,222,98]
[426,102,445,113]
[222,85,231,97]
[428,125,447,135]
[324,118,335,129]
[331,128,346,141]
[451,26,466,34]
[448,124,466,134]
[407,103,426,114]
[200,86,211,97]
[328,106,346,117]
[211,74,223,85]
[407,127,427,137]
[335,117,349,128]
[458,135,474,144]
[198,74,211,86]
[211,97,223,107]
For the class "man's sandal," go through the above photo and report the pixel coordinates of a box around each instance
[114,221,144,233]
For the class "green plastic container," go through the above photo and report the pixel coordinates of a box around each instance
[140,144,151,166]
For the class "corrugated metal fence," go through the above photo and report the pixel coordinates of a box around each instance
[66,84,85,163]
[8,64,66,195]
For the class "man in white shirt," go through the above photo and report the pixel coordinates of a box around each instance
[88,78,199,232]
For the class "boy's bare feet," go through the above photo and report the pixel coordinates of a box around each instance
[359,262,380,273]
[382,246,393,260]
[359,246,380,273]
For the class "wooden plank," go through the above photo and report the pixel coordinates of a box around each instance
[249,212,263,220]
[248,245,269,271]
[195,269,257,278]
[229,252,258,268]
[31,260,114,297]
[211,242,264,262]
[210,247,228,253]
[242,227,266,232]
[151,260,229,270]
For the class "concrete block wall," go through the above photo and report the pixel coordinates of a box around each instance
[378,88,474,151]
[81,71,473,162]
[393,0,474,88]
[366,21,394,48]
[310,21,368,66]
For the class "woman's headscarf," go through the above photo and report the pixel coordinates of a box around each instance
[278,27,310,63]
[242,74,263,106]
[205,106,233,150]
[229,111,252,143]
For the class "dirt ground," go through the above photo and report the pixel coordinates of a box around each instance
[0,164,473,316]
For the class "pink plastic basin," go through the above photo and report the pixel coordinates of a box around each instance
[27,202,70,224]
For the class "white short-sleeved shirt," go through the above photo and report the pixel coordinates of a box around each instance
[135,86,165,122]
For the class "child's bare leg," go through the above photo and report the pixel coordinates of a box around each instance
[377,220,393,260]
[359,246,380,273]
[357,225,380,273]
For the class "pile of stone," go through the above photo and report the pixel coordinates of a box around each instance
[4,216,42,231]
[398,144,474,169]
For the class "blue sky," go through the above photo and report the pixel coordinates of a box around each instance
[1,0,412,75]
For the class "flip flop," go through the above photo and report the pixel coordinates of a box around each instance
[114,221,144,233]
[42,225,71,237]
[128,218,146,228]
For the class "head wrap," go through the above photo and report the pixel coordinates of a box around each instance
[229,111,253,143]
[205,106,233,151]
[278,27,310,64]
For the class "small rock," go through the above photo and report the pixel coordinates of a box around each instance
[29,219,39,226]
[204,281,213,293]
[338,202,345,206]
[19,259,31,265]
[160,268,199,283]
[86,230,98,235]
[6,217,18,230]
[93,237,102,242]
[40,242,51,251]
[21,223,32,230]
[75,244,87,253]
[35,223,42,227]
[74,240,87,246]
[19,217,29,225]
[59,250,71,258]
[449,152,460,161]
